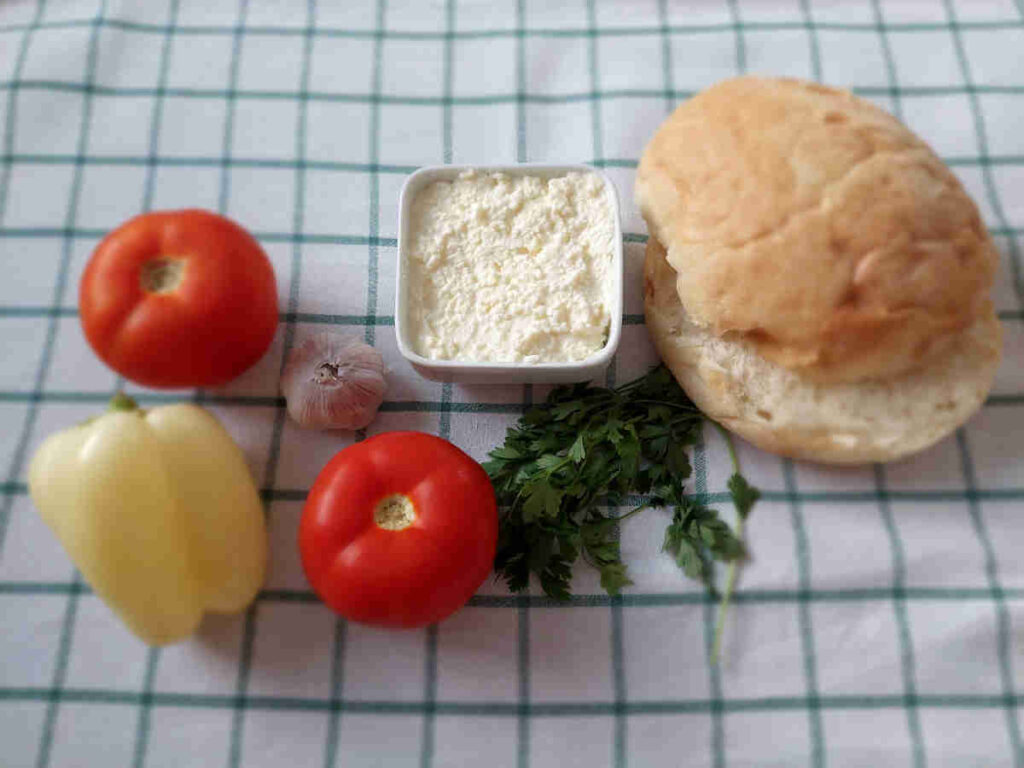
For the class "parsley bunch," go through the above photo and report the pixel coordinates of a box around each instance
[484,365,759,601]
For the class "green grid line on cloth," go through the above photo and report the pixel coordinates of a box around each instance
[783,459,826,767]
[0,228,403,243]
[127,1,183,765]
[514,3,530,766]
[0,1,45,225]
[874,465,927,768]
[138,0,180,215]
[322,617,347,768]
[31,3,107,766]
[421,625,440,768]
[0,305,1024,325]
[726,0,745,75]
[709,6,745,763]
[131,644,160,768]
[5,687,1024,715]
[9,80,1024,101]
[694,429,724,768]
[657,0,672,112]
[218,0,250,215]
[7,482,1024,505]
[866,7,928,765]
[322,0,389,764]
[6,582,1024,605]
[3,14,1023,37]
[279,482,1024,504]
[799,0,823,83]
[516,589,530,768]
[583,3,628,765]
[943,1,1024,754]
[227,0,321,762]
[417,3,458,765]
[0,0,47,568]
[609,595,627,767]
[957,431,1024,764]
[317,37,355,756]
[362,0,387,351]
[4,151,1024,169]
[8,303,1024,325]
[946,1,1024,309]
[221,2,257,767]
[0,225,1021,241]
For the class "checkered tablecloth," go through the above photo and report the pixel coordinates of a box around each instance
[1,0,1023,765]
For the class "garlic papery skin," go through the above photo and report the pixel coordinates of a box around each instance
[280,332,387,430]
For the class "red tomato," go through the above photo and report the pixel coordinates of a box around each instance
[79,209,278,388]
[300,431,498,628]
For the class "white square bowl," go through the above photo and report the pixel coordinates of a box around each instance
[395,163,623,384]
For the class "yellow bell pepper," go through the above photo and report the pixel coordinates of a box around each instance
[28,395,267,645]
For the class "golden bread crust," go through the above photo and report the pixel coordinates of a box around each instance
[635,76,998,384]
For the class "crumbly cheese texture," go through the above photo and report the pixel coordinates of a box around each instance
[406,170,615,363]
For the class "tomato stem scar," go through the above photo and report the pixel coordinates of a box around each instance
[140,258,185,294]
[374,494,415,530]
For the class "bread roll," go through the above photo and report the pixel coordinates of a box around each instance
[635,76,998,384]
[644,239,1001,464]
[637,77,1002,464]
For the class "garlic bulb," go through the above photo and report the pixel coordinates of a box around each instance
[280,331,387,430]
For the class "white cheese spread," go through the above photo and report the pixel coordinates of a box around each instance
[405,170,615,363]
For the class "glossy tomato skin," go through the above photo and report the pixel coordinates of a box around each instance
[300,431,498,628]
[79,209,278,388]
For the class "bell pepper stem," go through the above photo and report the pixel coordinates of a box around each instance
[108,393,140,413]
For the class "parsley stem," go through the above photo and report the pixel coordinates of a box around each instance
[714,422,740,473]
[711,514,745,665]
[613,503,650,523]
[630,399,702,413]
[711,424,744,666]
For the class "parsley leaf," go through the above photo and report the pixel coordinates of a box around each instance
[600,562,633,595]
[522,482,562,521]
[568,434,587,464]
[727,473,760,520]
[486,365,758,602]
